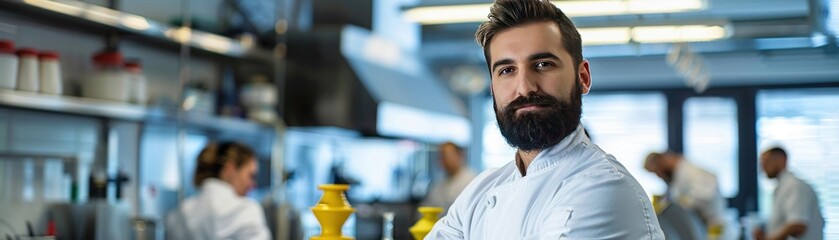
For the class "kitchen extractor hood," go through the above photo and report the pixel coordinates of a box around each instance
[284,25,470,145]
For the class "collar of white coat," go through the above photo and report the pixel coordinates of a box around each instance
[514,124,589,179]
[201,178,237,197]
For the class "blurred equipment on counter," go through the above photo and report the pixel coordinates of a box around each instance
[381,212,394,240]
[311,184,355,240]
[38,51,62,95]
[409,207,442,240]
[240,75,278,124]
[0,39,18,89]
[130,217,161,240]
[82,50,130,102]
[182,82,216,114]
[50,202,132,240]
[124,60,147,105]
[16,48,39,92]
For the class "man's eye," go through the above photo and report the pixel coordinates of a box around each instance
[535,62,554,69]
[498,67,513,75]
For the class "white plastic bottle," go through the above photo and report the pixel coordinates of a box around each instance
[124,60,147,105]
[0,40,17,89]
[82,51,129,102]
[16,48,39,92]
[39,51,62,95]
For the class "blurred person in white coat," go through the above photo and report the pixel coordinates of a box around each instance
[645,151,728,237]
[754,147,823,240]
[422,142,476,212]
[166,142,271,240]
[426,0,664,238]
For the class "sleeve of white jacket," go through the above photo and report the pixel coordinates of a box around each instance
[232,202,273,240]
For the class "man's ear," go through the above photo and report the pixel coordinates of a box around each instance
[578,60,592,94]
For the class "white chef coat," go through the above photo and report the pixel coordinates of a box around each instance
[166,178,271,240]
[427,125,664,239]
[668,159,727,226]
[767,170,824,240]
[423,168,477,212]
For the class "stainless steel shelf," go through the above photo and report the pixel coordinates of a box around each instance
[0,89,148,120]
[0,151,77,162]
[0,89,274,134]
[0,0,273,62]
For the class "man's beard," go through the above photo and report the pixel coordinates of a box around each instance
[493,83,583,151]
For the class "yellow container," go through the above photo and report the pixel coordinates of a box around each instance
[311,184,355,240]
[409,207,443,240]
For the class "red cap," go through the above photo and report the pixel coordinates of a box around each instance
[124,61,142,69]
[39,51,60,60]
[16,48,38,57]
[92,51,124,66]
[0,40,13,54]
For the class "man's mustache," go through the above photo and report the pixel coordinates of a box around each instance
[503,93,561,113]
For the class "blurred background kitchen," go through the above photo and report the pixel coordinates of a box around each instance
[0,0,837,239]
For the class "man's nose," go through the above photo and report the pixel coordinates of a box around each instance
[514,69,539,97]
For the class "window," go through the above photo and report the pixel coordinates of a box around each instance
[683,97,739,197]
[757,88,839,239]
[582,93,669,197]
[481,99,516,169]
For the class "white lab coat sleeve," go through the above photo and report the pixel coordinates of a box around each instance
[231,202,272,240]
[425,171,492,239]
[542,170,663,239]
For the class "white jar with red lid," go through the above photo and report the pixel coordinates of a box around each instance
[0,40,17,89]
[124,60,147,105]
[16,48,39,92]
[39,51,62,95]
[82,51,130,102]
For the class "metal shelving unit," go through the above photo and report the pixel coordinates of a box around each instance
[0,89,275,135]
[0,1,286,235]
[0,0,273,63]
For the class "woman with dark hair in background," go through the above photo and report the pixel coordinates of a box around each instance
[166,142,271,240]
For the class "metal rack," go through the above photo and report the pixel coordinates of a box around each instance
[0,89,275,135]
[0,0,273,63]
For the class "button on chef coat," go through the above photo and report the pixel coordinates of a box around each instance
[427,125,664,239]
[166,178,271,240]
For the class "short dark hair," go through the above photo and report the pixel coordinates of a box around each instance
[764,147,788,160]
[475,0,582,72]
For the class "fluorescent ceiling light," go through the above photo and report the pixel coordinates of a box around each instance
[405,0,705,25]
[579,27,631,45]
[631,25,727,43]
[403,4,491,25]
[580,25,726,45]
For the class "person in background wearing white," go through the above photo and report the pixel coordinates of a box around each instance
[754,147,824,240]
[422,142,476,212]
[426,0,664,238]
[166,142,271,240]
[644,151,728,236]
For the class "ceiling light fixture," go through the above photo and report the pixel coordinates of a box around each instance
[580,25,728,45]
[404,0,705,25]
